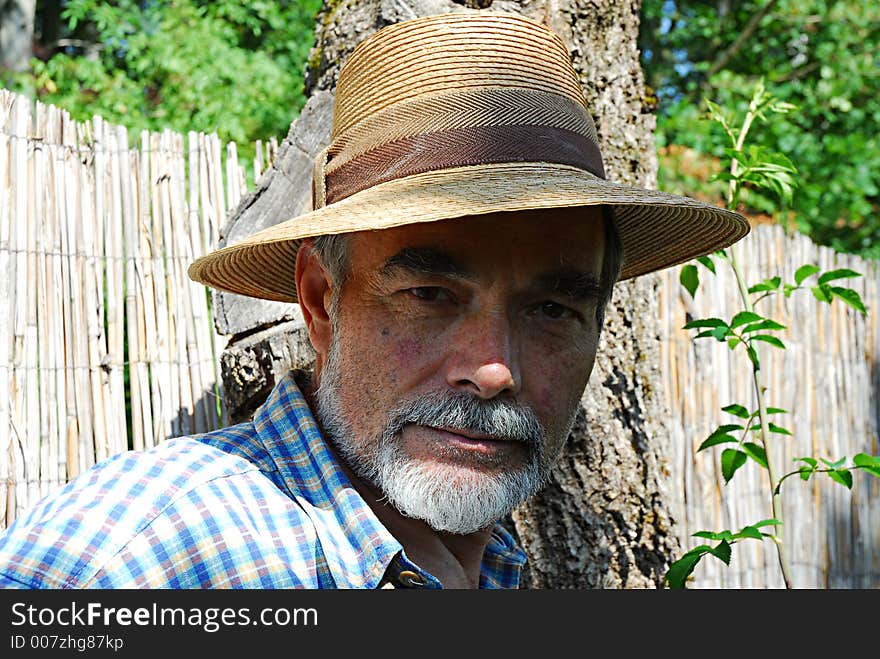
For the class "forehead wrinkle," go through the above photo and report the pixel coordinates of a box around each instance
[379,246,476,281]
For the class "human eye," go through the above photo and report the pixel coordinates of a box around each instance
[534,301,581,322]
[407,286,453,303]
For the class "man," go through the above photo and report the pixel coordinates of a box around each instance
[0,13,747,589]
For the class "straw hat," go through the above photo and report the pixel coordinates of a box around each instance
[188,12,749,303]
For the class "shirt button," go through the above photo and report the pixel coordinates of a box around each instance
[398,570,426,588]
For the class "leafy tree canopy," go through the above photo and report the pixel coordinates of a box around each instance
[11,0,322,167]
[641,0,880,258]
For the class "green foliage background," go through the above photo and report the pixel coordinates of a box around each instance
[640,0,880,259]
[10,0,322,167]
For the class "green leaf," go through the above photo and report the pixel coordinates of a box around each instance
[692,530,733,542]
[796,456,818,469]
[799,466,813,481]
[722,404,751,419]
[741,319,787,333]
[742,442,768,468]
[821,457,847,470]
[748,277,781,294]
[735,525,763,540]
[827,469,853,489]
[752,519,782,528]
[817,268,862,285]
[680,264,699,298]
[704,98,728,125]
[852,455,880,478]
[730,311,763,328]
[768,422,792,435]
[751,335,786,349]
[710,424,746,436]
[708,540,732,565]
[696,255,716,274]
[724,146,749,165]
[783,283,798,298]
[830,287,867,315]
[811,285,833,304]
[853,453,880,468]
[665,551,705,589]
[683,317,729,330]
[746,345,760,369]
[698,434,738,451]
[770,101,798,114]
[766,407,788,415]
[795,264,820,285]
[693,326,732,342]
[721,449,748,483]
[727,337,742,350]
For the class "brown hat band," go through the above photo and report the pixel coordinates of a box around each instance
[318,123,607,208]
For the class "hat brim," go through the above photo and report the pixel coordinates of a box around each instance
[188,162,749,303]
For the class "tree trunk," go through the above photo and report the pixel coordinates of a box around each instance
[0,0,35,73]
[216,0,679,588]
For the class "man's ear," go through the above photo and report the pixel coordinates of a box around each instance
[295,241,334,361]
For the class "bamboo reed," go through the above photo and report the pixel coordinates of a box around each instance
[226,142,239,212]
[165,130,192,436]
[78,120,109,466]
[105,120,127,455]
[140,131,160,448]
[121,125,145,453]
[0,91,16,523]
[188,131,218,431]
[33,102,51,500]
[10,96,30,512]
[168,133,194,434]
[69,116,95,472]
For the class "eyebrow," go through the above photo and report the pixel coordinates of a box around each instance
[534,270,603,301]
[379,249,602,300]
[380,247,476,280]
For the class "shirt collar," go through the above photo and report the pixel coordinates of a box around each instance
[252,369,526,589]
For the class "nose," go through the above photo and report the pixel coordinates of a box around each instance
[446,311,521,399]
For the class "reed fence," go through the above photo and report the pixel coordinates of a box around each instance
[659,225,879,588]
[0,90,277,526]
[0,89,876,588]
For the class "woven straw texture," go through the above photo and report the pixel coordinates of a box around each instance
[188,12,749,303]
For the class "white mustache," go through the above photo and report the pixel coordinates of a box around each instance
[383,391,545,448]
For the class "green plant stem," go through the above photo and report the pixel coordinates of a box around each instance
[775,465,874,495]
[728,244,794,588]
[725,99,795,588]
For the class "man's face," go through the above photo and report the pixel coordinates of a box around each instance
[311,208,607,534]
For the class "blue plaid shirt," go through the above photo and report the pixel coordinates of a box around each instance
[0,371,526,589]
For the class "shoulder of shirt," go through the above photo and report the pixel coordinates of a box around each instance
[0,424,314,589]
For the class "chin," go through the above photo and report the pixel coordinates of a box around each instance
[376,450,544,535]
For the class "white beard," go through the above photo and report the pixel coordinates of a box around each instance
[313,334,555,535]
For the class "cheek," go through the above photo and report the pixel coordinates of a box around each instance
[527,343,597,429]
[393,336,427,364]
[388,326,447,379]
[344,326,435,397]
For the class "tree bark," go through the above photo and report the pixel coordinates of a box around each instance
[0,0,36,73]
[217,0,679,588]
